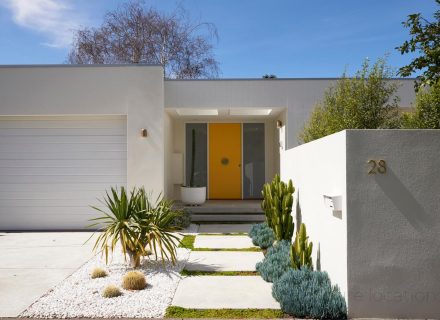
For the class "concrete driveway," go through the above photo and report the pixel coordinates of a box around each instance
[0,232,96,317]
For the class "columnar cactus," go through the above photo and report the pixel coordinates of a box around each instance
[261,174,295,241]
[290,223,313,270]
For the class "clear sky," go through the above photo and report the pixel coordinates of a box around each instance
[0,0,436,78]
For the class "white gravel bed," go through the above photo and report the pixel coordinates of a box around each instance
[21,248,190,318]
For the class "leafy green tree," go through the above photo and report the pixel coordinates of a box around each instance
[397,1,440,89]
[299,59,401,143]
[402,81,440,128]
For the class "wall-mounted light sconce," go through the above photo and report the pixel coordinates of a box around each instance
[276,120,283,128]
[141,128,148,137]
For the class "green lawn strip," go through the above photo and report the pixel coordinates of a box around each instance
[181,269,259,276]
[198,232,248,236]
[165,306,284,319]
[178,234,196,249]
[196,221,261,225]
[193,247,261,252]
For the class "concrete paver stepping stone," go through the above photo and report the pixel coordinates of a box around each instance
[172,276,280,309]
[194,235,256,249]
[198,223,254,234]
[185,251,264,271]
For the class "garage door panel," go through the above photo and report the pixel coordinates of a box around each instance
[0,159,126,168]
[0,174,126,184]
[0,135,126,144]
[0,190,112,200]
[0,151,126,160]
[0,166,126,176]
[0,127,126,136]
[0,198,106,207]
[0,117,127,230]
[0,183,125,192]
[0,117,126,128]
[0,213,102,230]
[0,142,127,153]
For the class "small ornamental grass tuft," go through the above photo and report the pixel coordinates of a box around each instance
[272,268,347,319]
[91,267,107,279]
[256,240,291,283]
[122,271,147,290]
[249,222,275,249]
[102,284,122,298]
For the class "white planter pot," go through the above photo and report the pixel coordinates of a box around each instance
[181,186,206,205]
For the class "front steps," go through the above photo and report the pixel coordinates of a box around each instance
[176,200,265,223]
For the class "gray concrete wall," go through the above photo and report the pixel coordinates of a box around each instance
[165,79,416,149]
[346,130,440,319]
[0,65,165,193]
[281,129,440,318]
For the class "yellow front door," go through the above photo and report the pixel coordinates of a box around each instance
[209,123,242,199]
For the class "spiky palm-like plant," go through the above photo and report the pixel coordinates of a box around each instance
[89,187,182,268]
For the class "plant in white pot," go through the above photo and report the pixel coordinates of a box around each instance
[181,128,206,205]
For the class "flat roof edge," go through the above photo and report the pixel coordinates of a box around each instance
[165,77,417,81]
[0,64,163,69]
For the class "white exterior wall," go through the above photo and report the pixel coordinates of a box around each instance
[281,129,440,319]
[165,79,416,149]
[345,130,440,319]
[0,65,165,194]
[280,131,348,296]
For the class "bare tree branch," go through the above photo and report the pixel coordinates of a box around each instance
[68,1,219,79]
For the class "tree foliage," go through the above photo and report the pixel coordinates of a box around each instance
[299,59,401,143]
[397,1,440,89]
[68,1,219,79]
[402,80,440,128]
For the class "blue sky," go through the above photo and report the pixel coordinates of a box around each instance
[0,0,436,77]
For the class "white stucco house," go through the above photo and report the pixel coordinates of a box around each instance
[0,64,416,230]
[2,64,440,319]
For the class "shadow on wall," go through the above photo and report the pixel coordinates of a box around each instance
[296,189,302,229]
[374,166,433,233]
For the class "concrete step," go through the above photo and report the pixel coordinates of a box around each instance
[191,214,265,222]
[188,206,263,214]
[172,276,280,309]
[185,251,264,271]
[194,235,256,249]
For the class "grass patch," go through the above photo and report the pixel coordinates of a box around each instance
[181,270,259,276]
[193,247,261,252]
[196,221,261,225]
[198,232,248,236]
[179,235,260,252]
[179,235,195,249]
[165,306,284,319]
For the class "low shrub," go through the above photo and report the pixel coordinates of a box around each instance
[122,271,147,290]
[102,284,122,298]
[249,223,275,249]
[171,208,191,229]
[91,267,107,279]
[272,268,347,319]
[256,240,291,282]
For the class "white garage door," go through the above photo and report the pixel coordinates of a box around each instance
[0,116,127,230]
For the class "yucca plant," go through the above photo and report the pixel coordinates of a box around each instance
[89,187,143,267]
[89,186,182,268]
[134,188,181,265]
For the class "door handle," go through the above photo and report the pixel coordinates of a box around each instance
[238,164,241,167]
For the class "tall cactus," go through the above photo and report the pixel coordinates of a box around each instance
[290,223,313,270]
[261,174,295,241]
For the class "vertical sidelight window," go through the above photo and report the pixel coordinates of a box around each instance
[243,123,265,199]
[185,123,207,187]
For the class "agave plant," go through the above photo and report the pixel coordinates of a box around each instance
[89,186,182,268]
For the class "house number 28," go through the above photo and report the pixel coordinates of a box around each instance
[367,159,387,174]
